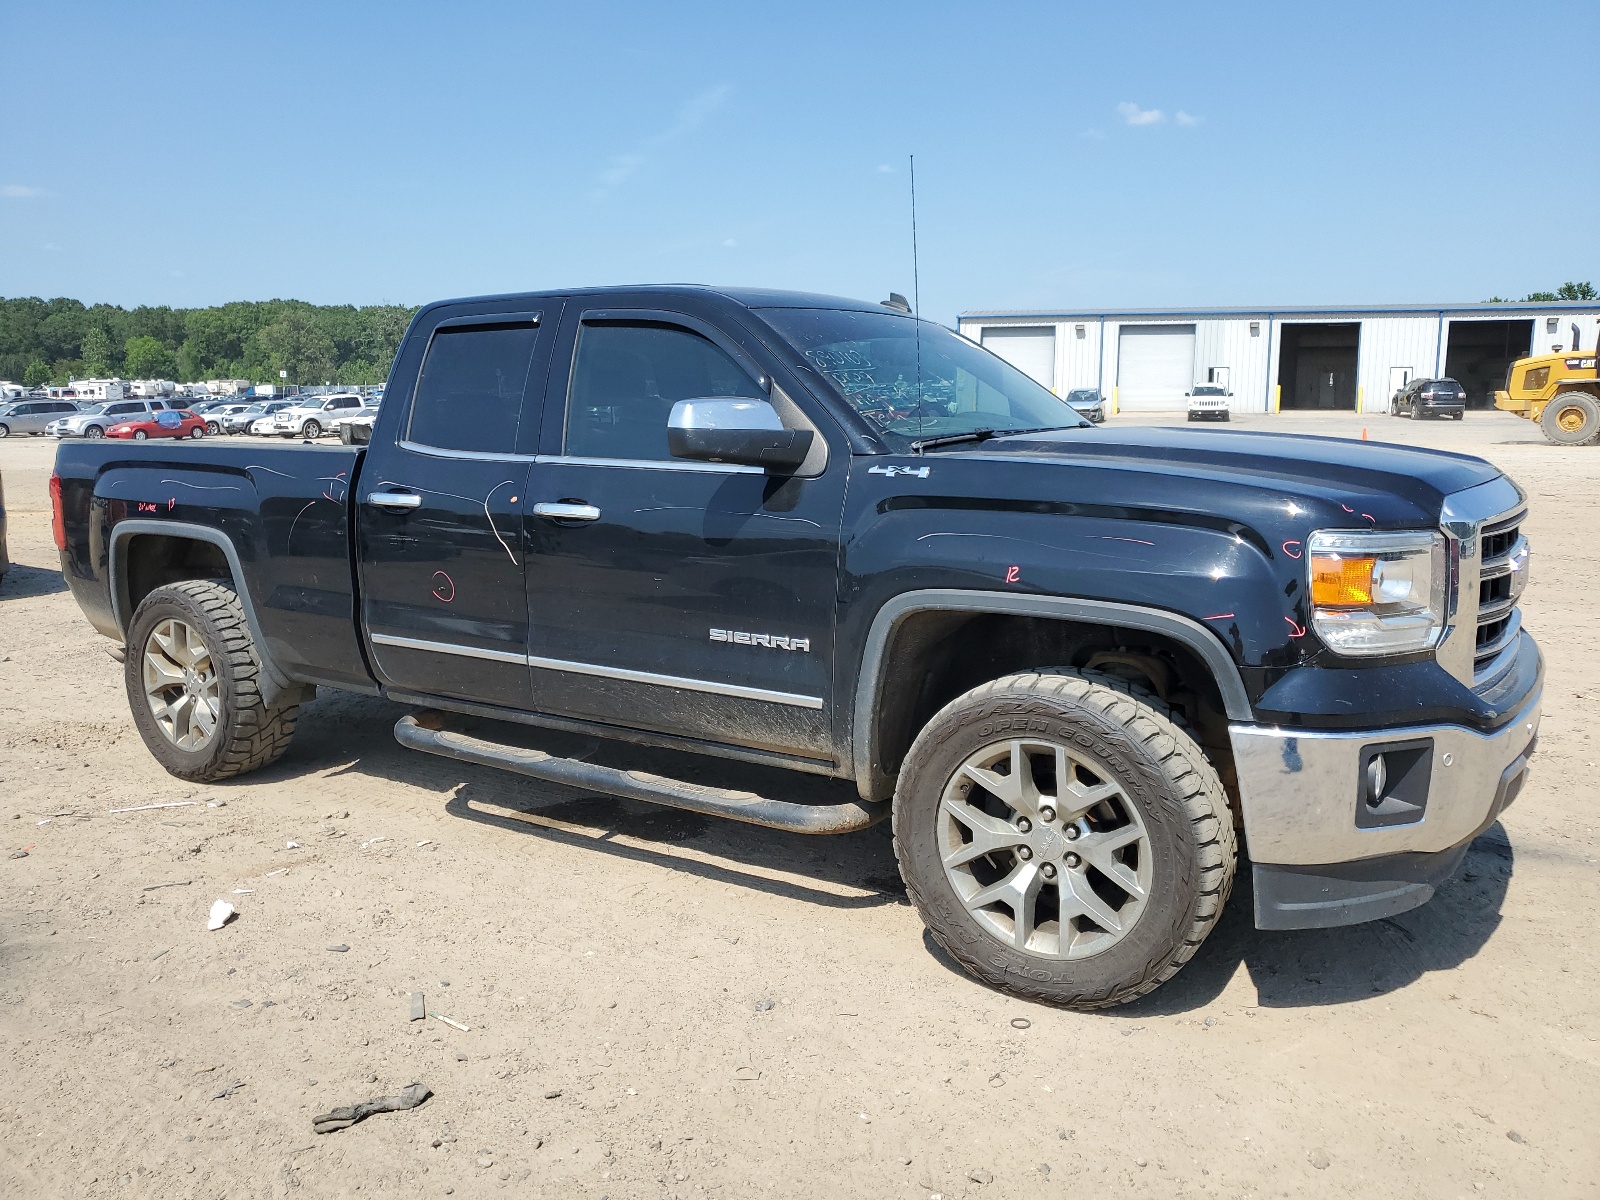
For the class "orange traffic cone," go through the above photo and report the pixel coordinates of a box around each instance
[1361,427,1368,440]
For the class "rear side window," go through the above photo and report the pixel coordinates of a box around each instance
[407,324,539,453]
[565,321,762,461]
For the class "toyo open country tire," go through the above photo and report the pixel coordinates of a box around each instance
[125,580,302,782]
[893,669,1237,1009]
[1540,392,1600,446]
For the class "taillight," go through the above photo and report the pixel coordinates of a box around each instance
[49,473,67,550]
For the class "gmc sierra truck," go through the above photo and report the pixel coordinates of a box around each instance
[52,286,1541,1009]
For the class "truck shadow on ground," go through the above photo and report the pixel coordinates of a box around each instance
[265,691,906,912]
[0,563,69,600]
[262,691,1512,1008]
[921,829,1514,1013]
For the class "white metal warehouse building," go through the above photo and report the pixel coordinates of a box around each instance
[957,301,1600,414]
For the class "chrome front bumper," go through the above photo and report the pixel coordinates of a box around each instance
[1229,689,1541,867]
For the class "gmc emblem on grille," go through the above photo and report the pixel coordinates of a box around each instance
[710,628,811,652]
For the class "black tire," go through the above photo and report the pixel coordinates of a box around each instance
[206,421,220,435]
[1540,392,1600,446]
[302,419,322,438]
[125,580,302,782]
[1452,411,1464,421]
[893,669,1237,1009]
[85,425,104,439]
[133,430,148,440]
[1409,403,1424,420]
[190,426,204,439]
[0,424,9,438]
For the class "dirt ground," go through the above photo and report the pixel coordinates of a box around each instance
[2,411,1597,1200]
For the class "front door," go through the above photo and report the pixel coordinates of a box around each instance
[357,308,555,710]
[522,304,848,761]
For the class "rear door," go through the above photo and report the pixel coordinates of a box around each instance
[521,300,847,760]
[357,304,559,709]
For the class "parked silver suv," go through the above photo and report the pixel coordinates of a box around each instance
[0,398,82,437]
[47,400,170,439]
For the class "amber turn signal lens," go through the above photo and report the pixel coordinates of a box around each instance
[1310,555,1376,606]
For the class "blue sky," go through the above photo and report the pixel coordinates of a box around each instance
[3,1,1596,323]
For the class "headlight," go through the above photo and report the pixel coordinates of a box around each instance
[1306,529,1447,655]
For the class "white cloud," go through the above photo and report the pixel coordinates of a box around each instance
[2,184,44,198]
[1175,111,1202,127]
[722,238,737,248]
[591,85,732,200]
[1116,102,1164,126]
[876,163,895,174]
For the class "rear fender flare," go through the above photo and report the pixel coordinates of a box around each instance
[108,519,303,707]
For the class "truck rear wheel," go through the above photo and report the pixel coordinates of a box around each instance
[893,669,1236,1009]
[125,580,302,782]
[1540,392,1600,445]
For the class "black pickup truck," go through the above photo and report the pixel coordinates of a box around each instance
[53,286,1541,1008]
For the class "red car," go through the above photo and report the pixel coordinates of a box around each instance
[106,410,208,441]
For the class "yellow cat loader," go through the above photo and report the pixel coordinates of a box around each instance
[1495,329,1600,444]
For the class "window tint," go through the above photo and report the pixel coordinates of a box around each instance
[408,324,538,453]
[565,321,762,461]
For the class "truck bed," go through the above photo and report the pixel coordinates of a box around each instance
[54,439,376,695]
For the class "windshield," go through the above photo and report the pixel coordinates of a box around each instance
[76,404,108,416]
[1192,385,1226,396]
[760,308,1085,443]
[1065,389,1101,403]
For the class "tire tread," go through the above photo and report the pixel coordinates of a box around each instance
[892,668,1238,1010]
[128,579,300,781]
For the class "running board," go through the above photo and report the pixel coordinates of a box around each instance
[394,714,888,835]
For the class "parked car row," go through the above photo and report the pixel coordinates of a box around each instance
[17,393,384,441]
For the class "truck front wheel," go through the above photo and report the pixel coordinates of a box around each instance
[893,670,1236,1009]
[125,580,302,781]
[1540,392,1600,445]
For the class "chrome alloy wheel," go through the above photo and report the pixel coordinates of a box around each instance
[938,738,1151,959]
[142,618,221,751]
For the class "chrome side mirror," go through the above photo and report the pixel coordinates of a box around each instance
[667,398,813,471]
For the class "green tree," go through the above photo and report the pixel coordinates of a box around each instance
[23,359,50,387]
[255,307,336,384]
[124,335,175,379]
[81,326,113,376]
[1522,281,1596,302]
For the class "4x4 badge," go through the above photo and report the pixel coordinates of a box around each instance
[868,465,931,478]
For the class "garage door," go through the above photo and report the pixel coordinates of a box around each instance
[1116,324,1196,409]
[980,326,1056,390]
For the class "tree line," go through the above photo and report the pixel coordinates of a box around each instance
[1485,281,1596,303]
[0,296,420,388]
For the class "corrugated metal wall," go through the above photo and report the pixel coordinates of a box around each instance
[960,307,1600,415]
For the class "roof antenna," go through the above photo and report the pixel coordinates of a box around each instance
[911,153,924,448]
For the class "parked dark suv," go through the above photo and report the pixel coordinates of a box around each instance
[1392,377,1466,420]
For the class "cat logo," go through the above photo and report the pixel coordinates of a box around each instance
[709,628,811,652]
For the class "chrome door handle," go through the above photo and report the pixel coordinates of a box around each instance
[532,501,601,521]
[366,491,422,510]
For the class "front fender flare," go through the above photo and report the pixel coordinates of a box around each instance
[850,588,1253,801]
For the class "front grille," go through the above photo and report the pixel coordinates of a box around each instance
[1473,511,1527,680]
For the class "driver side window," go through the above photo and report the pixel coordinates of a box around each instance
[564,321,763,462]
